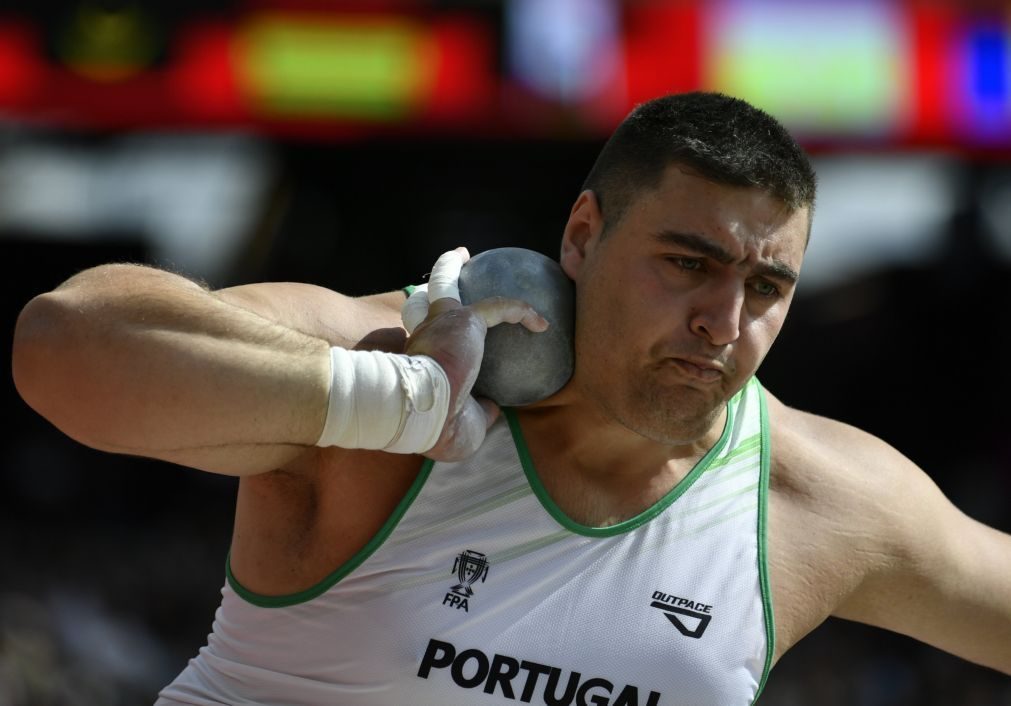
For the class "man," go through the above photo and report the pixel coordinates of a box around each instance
[12,93,1011,705]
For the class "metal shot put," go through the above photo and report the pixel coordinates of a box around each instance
[403,247,574,407]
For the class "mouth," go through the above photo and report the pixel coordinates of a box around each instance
[665,357,724,384]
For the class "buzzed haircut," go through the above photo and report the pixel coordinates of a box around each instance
[583,92,817,231]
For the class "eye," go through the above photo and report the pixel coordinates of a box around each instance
[668,256,703,271]
[751,280,779,297]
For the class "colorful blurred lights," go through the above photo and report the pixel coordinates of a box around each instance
[507,0,623,104]
[706,1,911,137]
[58,4,158,82]
[961,21,1011,139]
[238,15,438,121]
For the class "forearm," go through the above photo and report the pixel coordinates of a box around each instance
[13,264,331,468]
[933,519,1011,674]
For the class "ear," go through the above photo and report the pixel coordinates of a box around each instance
[560,190,605,280]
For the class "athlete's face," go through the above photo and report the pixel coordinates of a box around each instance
[560,165,809,444]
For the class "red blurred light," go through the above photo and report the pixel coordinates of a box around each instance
[624,1,701,110]
[0,22,44,106]
[171,22,247,121]
[424,16,496,122]
[909,4,955,142]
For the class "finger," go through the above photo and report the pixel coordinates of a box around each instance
[426,397,489,462]
[401,284,430,334]
[427,247,469,316]
[475,397,500,428]
[469,297,549,332]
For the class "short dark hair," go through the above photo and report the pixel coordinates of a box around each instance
[582,92,817,230]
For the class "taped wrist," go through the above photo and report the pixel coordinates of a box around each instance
[316,347,450,453]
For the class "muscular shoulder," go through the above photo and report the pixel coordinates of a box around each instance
[765,390,921,528]
[761,389,934,653]
[763,388,1011,673]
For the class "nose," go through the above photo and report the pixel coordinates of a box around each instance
[688,281,743,346]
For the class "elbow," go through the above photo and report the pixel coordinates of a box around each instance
[13,263,195,453]
[12,292,69,413]
[12,289,108,448]
[13,263,140,422]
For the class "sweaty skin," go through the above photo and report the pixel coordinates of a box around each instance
[12,167,1011,676]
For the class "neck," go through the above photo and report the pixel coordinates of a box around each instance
[516,384,728,485]
[511,388,728,528]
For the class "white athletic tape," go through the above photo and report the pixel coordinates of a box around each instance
[427,250,464,303]
[401,283,429,334]
[317,347,450,454]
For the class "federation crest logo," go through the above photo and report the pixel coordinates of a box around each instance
[451,550,489,596]
[442,549,489,612]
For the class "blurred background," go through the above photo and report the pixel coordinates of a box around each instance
[2,0,1010,703]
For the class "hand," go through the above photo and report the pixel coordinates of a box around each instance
[403,248,547,461]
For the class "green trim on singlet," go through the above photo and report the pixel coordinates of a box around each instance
[752,382,777,703]
[226,459,436,608]
[403,284,417,297]
[707,434,761,469]
[503,386,740,538]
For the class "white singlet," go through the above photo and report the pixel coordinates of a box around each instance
[157,377,774,706]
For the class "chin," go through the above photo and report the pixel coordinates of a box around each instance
[636,411,721,446]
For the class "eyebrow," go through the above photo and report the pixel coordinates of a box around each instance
[652,230,800,285]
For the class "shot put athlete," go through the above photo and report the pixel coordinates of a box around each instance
[12,93,1011,705]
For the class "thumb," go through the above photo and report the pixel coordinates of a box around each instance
[475,397,500,429]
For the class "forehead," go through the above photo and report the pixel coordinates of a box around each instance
[620,166,809,265]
